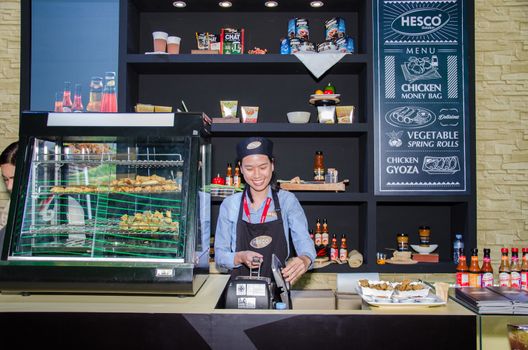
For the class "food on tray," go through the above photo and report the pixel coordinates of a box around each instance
[110,175,179,192]
[394,279,425,292]
[358,279,393,291]
[67,143,110,155]
[357,279,395,298]
[393,280,431,298]
[51,185,97,193]
[119,210,179,232]
[51,175,179,194]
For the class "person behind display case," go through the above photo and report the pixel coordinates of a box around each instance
[214,137,316,285]
[0,141,18,247]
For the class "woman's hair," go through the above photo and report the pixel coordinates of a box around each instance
[0,141,18,166]
[240,155,279,203]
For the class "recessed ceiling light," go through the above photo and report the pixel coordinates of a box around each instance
[265,1,278,7]
[219,1,232,8]
[310,1,324,8]
[172,1,186,8]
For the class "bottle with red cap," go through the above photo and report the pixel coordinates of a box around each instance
[481,248,494,287]
[498,248,511,287]
[468,248,482,288]
[456,249,469,287]
[511,248,521,289]
[521,248,528,291]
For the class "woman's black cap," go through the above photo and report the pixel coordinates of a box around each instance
[236,137,273,160]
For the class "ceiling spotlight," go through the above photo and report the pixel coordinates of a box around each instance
[219,1,232,8]
[310,1,324,8]
[265,1,278,7]
[172,1,186,8]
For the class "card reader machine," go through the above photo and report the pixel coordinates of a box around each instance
[225,254,291,309]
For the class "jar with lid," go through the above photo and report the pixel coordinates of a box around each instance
[313,151,325,181]
[418,225,431,246]
[396,233,409,251]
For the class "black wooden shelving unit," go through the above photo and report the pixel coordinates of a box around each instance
[16,0,473,273]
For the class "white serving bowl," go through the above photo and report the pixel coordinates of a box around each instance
[411,244,438,254]
[287,111,311,123]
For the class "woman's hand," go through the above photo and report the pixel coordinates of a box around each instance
[282,255,311,284]
[234,250,264,269]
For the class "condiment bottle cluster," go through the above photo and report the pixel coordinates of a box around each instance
[456,247,528,290]
[309,219,348,262]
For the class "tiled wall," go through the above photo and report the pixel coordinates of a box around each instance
[0,1,526,278]
[474,0,528,261]
[0,1,20,205]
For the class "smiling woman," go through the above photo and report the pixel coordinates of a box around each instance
[214,137,316,288]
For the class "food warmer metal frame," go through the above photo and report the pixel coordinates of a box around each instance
[0,112,211,294]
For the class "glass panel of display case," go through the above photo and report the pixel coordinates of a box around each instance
[10,137,188,262]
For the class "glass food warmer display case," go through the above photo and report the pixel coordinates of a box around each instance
[0,112,211,294]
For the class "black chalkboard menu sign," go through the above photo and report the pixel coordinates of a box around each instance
[374,0,471,195]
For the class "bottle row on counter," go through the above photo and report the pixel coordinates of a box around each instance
[456,247,527,290]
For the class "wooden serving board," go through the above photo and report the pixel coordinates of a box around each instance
[279,181,345,192]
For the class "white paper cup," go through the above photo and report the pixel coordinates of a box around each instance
[167,36,181,44]
[152,31,169,52]
[167,36,181,54]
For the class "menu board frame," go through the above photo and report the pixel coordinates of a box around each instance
[374,0,472,195]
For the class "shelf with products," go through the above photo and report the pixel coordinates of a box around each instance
[115,0,476,276]
[124,3,369,55]
[211,136,368,194]
[375,201,475,271]
[123,66,369,122]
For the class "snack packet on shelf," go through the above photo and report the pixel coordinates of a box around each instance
[220,28,244,54]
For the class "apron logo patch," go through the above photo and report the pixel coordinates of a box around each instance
[250,235,272,249]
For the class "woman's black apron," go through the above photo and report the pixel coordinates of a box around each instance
[231,189,288,280]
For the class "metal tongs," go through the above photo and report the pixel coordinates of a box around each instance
[271,254,291,309]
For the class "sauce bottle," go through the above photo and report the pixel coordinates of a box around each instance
[499,248,511,287]
[330,234,338,261]
[225,163,233,186]
[456,250,469,287]
[511,248,521,289]
[314,219,322,246]
[62,81,73,112]
[313,151,325,181]
[72,84,84,112]
[233,162,241,188]
[309,229,314,242]
[481,248,494,287]
[521,248,528,291]
[339,234,348,262]
[468,248,481,288]
[322,218,329,246]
